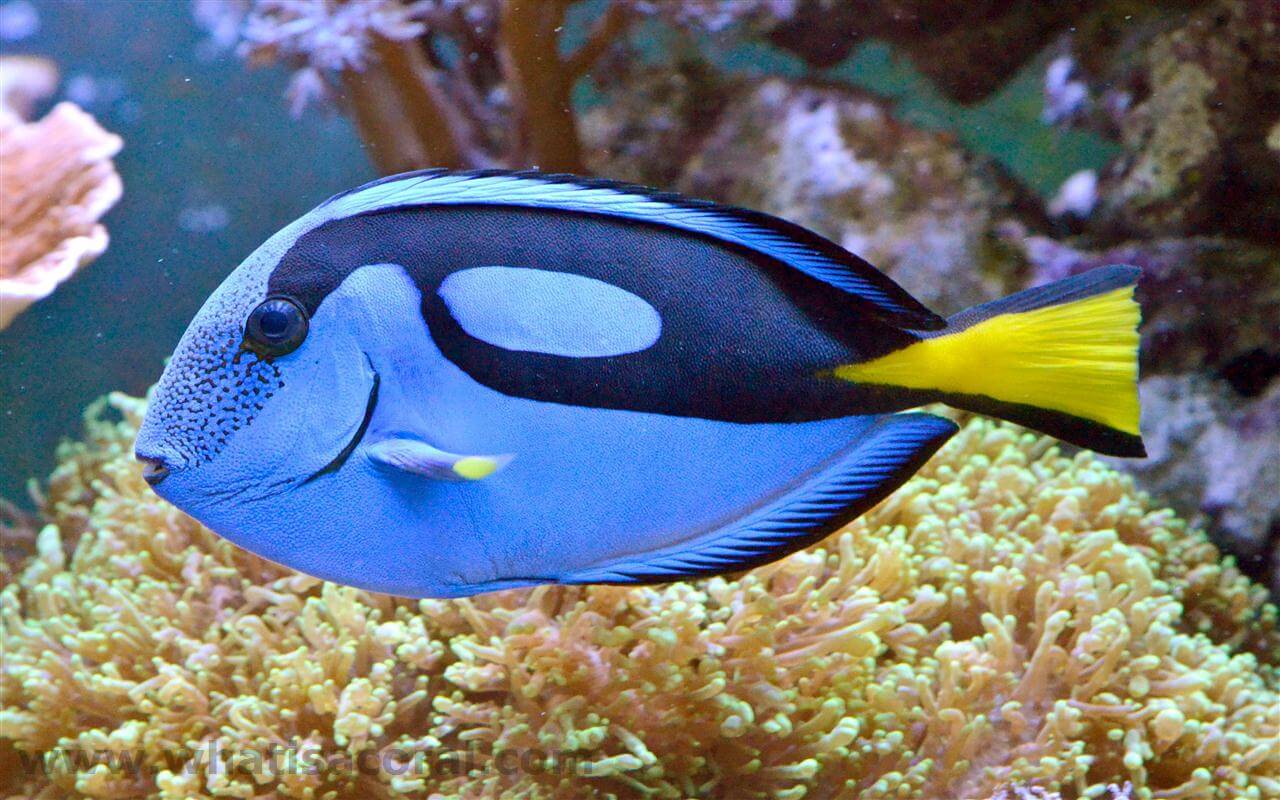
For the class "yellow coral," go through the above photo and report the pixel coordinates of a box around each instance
[2,393,1277,799]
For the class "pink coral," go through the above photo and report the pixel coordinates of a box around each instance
[0,56,122,330]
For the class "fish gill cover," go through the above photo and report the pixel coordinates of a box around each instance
[0,393,1275,799]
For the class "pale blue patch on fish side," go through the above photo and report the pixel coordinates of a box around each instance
[438,266,662,357]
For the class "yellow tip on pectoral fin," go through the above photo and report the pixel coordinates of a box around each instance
[835,268,1142,448]
[453,456,506,480]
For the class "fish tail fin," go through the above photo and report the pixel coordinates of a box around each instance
[832,265,1145,457]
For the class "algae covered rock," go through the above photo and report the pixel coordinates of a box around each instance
[1064,0,1280,243]
[674,79,1029,314]
[765,0,1105,104]
[1,392,1277,799]
[581,57,739,190]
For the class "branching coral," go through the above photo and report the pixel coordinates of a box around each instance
[0,56,122,330]
[199,0,806,174]
[1,393,1276,799]
[203,0,650,173]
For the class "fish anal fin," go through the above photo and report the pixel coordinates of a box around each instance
[561,413,958,584]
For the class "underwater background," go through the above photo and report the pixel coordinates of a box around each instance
[0,1,1277,798]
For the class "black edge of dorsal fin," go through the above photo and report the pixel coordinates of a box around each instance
[318,169,947,331]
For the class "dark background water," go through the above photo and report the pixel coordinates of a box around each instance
[0,0,1115,503]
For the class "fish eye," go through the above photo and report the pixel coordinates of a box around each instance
[243,297,308,357]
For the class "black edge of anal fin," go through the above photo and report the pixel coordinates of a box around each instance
[560,412,959,585]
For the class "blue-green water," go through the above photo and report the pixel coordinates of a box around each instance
[0,0,371,500]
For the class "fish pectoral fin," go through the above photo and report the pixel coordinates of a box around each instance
[367,438,513,481]
[558,413,959,585]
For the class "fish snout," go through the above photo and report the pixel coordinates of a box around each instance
[135,451,172,487]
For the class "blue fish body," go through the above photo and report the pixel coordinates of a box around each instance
[136,170,1144,598]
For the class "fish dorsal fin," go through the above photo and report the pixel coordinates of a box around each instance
[559,412,958,585]
[320,169,945,330]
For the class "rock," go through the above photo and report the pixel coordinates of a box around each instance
[1069,0,1280,242]
[581,58,738,189]
[1126,375,1280,592]
[767,0,1107,103]
[674,79,1030,313]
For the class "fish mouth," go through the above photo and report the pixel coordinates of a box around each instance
[303,356,380,484]
[134,437,184,489]
[136,453,171,487]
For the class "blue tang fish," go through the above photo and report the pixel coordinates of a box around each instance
[135,170,1144,598]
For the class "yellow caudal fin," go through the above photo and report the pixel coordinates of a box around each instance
[833,265,1145,457]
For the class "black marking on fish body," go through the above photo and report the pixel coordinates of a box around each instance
[317,170,946,330]
[937,391,1146,458]
[267,198,932,424]
[304,359,380,484]
[268,207,920,423]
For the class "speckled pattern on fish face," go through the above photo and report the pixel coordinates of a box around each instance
[136,209,322,469]
[141,273,281,468]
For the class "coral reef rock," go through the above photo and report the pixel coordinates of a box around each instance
[2,392,1277,799]
[0,55,122,331]
[676,79,1029,314]
[581,57,736,190]
[1130,375,1280,590]
[767,0,1106,103]
[1068,0,1280,243]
